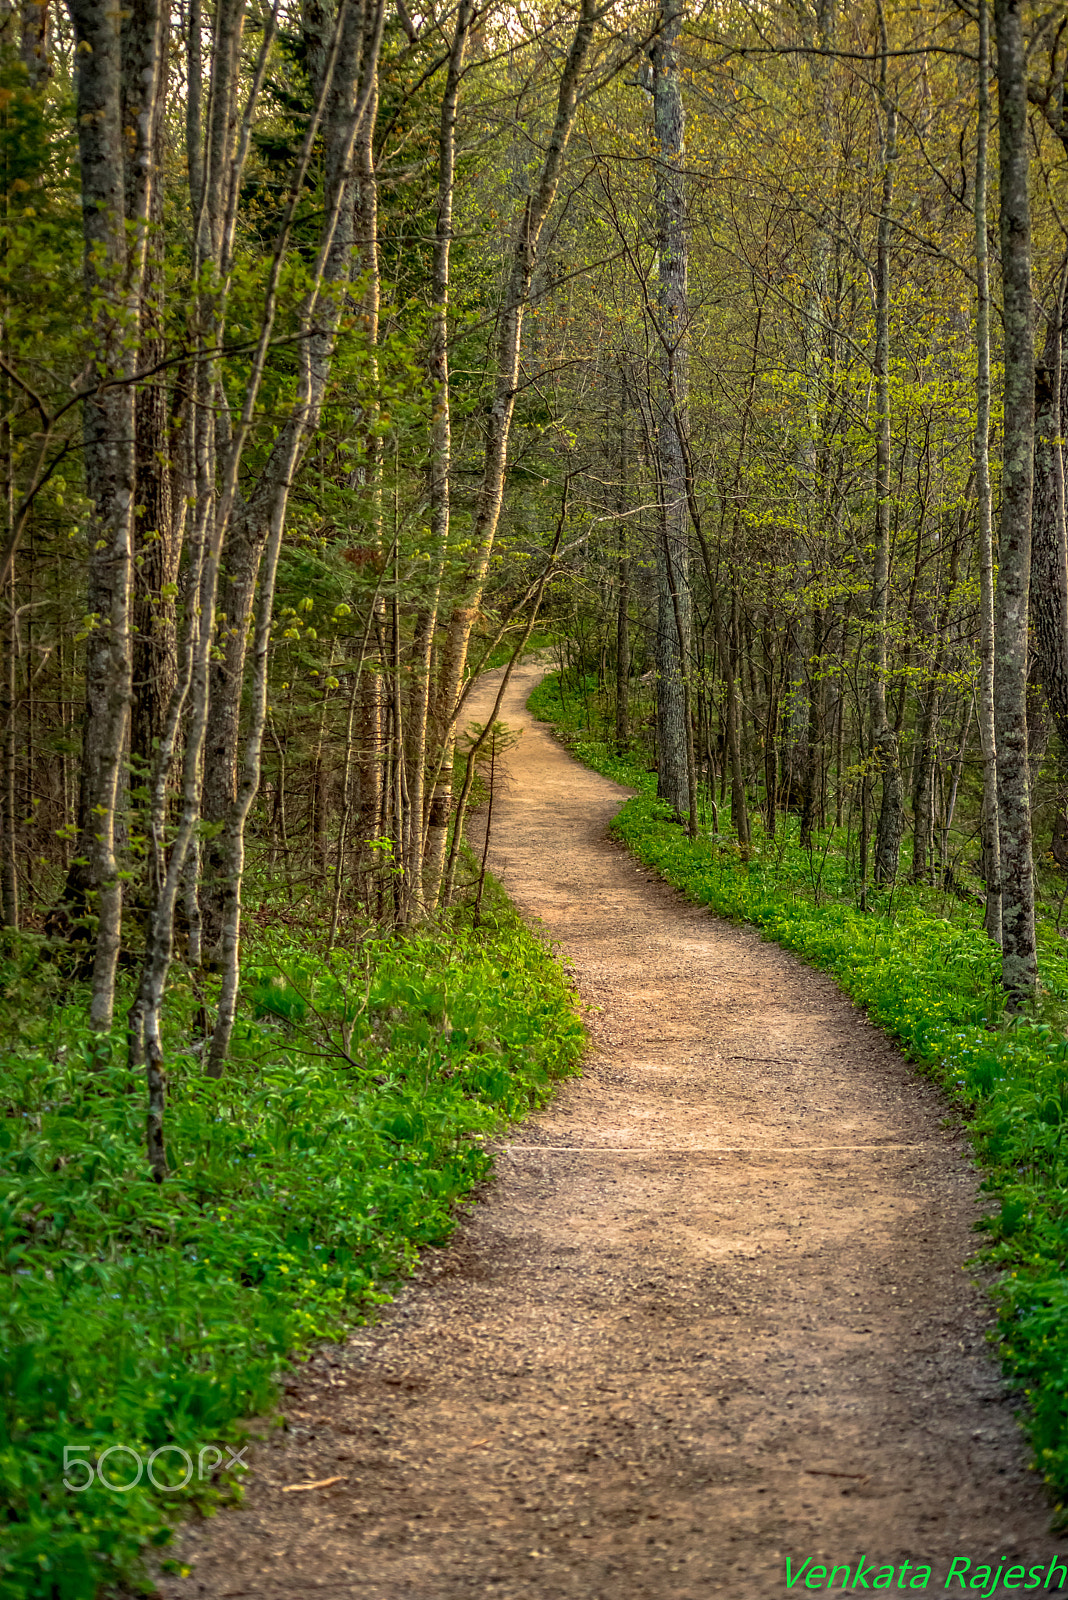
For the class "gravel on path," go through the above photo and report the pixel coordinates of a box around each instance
[159,662,1067,1598]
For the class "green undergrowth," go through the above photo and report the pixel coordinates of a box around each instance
[530,670,1068,1522]
[475,629,556,672]
[0,885,582,1598]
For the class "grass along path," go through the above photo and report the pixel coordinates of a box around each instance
[156,662,1064,1600]
[0,890,581,1599]
[529,668,1068,1525]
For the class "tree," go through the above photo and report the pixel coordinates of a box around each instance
[650,0,695,832]
[64,0,163,1029]
[423,0,611,903]
[993,0,1038,1002]
[870,0,903,887]
[975,0,1000,943]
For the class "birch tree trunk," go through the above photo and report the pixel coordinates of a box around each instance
[404,0,473,918]
[207,0,387,1073]
[131,0,289,1175]
[349,0,386,889]
[64,0,161,1027]
[201,0,383,954]
[131,0,372,1164]
[423,0,605,904]
[993,0,1038,1001]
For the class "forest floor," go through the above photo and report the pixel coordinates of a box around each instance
[158,662,1068,1598]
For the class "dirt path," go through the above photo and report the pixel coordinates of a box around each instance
[162,663,1067,1598]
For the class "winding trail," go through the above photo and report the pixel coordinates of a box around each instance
[163,663,1067,1598]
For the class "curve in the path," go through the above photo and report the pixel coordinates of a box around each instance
[163,663,1066,1600]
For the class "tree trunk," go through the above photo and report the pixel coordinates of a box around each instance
[615,365,631,750]
[993,0,1038,1002]
[709,586,746,843]
[201,0,384,953]
[130,371,183,772]
[349,0,386,891]
[130,0,371,1166]
[975,0,1001,944]
[1031,289,1068,753]
[651,0,693,826]
[0,460,16,930]
[911,528,960,882]
[19,0,50,85]
[126,0,184,775]
[441,505,569,905]
[64,0,159,1027]
[871,8,902,888]
[404,0,473,917]
[423,0,603,903]
[0,258,15,932]
[799,607,822,848]
[207,0,388,1071]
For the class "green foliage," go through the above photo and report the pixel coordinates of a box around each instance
[477,630,556,672]
[0,900,582,1598]
[530,671,1068,1520]
[528,673,656,792]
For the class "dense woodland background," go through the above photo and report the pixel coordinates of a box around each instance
[8,0,1068,1588]
[0,0,1066,1147]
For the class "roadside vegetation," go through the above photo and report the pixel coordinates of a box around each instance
[0,886,582,1599]
[530,669,1068,1522]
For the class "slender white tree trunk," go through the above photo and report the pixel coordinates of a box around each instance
[65,0,163,1027]
[405,0,473,918]
[207,0,388,1074]
[424,0,606,903]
